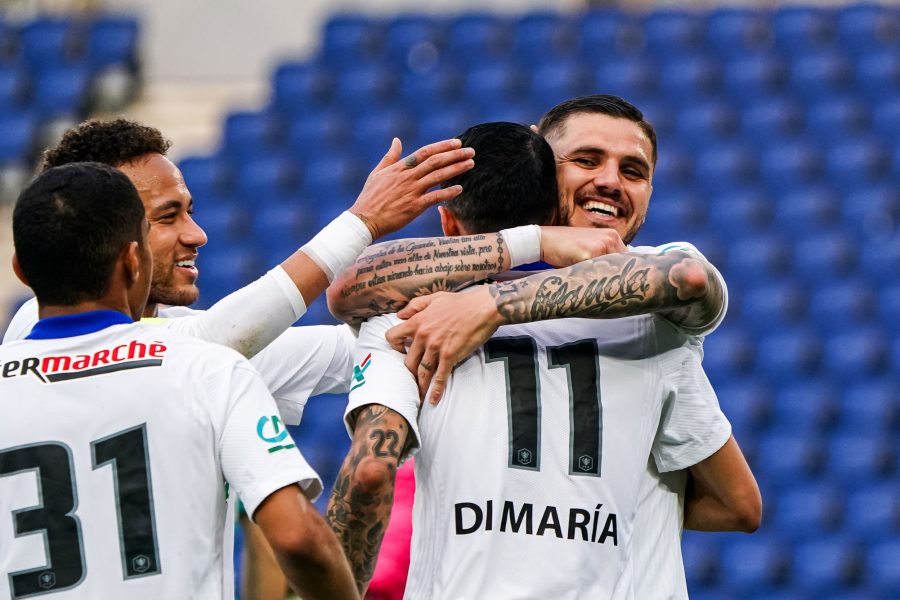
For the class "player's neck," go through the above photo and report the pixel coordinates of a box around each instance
[142,302,159,318]
[38,299,133,321]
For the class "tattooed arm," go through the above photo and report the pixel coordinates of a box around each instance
[387,250,726,404]
[327,226,628,324]
[326,404,411,595]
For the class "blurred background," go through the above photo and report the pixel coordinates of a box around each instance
[0,0,899,598]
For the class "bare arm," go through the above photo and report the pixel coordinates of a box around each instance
[328,226,629,324]
[326,405,410,595]
[386,249,726,404]
[683,436,762,533]
[254,484,360,600]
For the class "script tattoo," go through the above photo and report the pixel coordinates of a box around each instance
[326,405,408,594]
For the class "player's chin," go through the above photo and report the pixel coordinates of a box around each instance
[149,284,200,308]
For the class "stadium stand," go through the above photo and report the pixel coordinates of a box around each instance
[2,4,898,598]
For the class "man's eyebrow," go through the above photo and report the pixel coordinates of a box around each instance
[148,199,185,215]
[567,145,651,171]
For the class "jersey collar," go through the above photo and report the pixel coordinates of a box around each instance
[511,260,555,272]
[26,310,133,340]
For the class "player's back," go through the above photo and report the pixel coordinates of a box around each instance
[406,315,695,600]
[0,321,263,599]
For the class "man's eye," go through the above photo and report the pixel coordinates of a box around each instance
[574,158,595,167]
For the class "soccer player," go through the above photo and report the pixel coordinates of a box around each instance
[0,162,358,599]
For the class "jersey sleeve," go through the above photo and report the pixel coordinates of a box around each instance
[632,241,729,337]
[163,266,305,359]
[2,297,39,343]
[249,324,356,425]
[345,314,422,461]
[651,346,732,473]
[206,358,323,519]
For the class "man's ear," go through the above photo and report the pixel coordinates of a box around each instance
[122,241,141,286]
[12,254,29,288]
[439,206,462,237]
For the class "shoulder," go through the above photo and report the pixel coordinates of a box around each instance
[3,297,39,343]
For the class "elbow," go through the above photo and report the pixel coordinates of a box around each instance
[733,489,763,533]
[352,455,398,494]
[326,280,352,322]
[669,253,712,302]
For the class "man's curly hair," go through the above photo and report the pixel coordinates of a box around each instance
[40,118,172,172]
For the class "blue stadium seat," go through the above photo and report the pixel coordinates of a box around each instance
[658,54,722,99]
[792,232,858,283]
[178,155,232,199]
[788,51,853,99]
[350,109,415,154]
[770,380,838,433]
[319,15,381,66]
[741,280,807,333]
[773,184,840,234]
[0,110,35,162]
[706,187,772,237]
[195,245,261,309]
[859,232,900,280]
[879,283,900,336]
[841,184,898,239]
[285,110,348,160]
[699,329,755,381]
[578,10,641,62]
[592,57,658,100]
[705,8,772,56]
[85,16,138,70]
[195,202,248,244]
[270,62,333,114]
[847,482,900,539]
[809,279,877,334]
[865,539,900,596]
[722,52,788,104]
[827,433,894,484]
[718,535,787,594]
[416,106,473,146]
[0,65,26,109]
[805,95,871,139]
[756,327,822,382]
[773,482,843,539]
[773,6,837,53]
[692,143,756,192]
[222,110,280,159]
[32,66,89,116]
[332,65,397,109]
[444,13,510,66]
[791,536,861,596]
[855,49,900,101]
[682,532,719,589]
[715,379,771,436]
[871,97,900,139]
[512,12,574,64]
[19,17,76,71]
[740,95,805,143]
[399,67,460,108]
[838,379,899,435]
[826,137,892,187]
[471,101,539,127]
[641,191,706,236]
[235,154,299,199]
[756,428,824,484]
[300,154,361,198]
[526,60,589,111]
[461,60,523,105]
[674,99,739,143]
[837,4,900,53]
[759,137,823,187]
[824,330,889,387]
[251,204,318,252]
[384,15,442,64]
[642,10,704,57]
[725,234,791,284]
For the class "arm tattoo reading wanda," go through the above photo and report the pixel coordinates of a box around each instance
[489,250,723,329]
[331,233,508,322]
[326,405,407,594]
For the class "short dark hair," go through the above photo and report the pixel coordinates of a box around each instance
[538,94,658,166]
[442,122,559,233]
[40,118,171,171]
[14,162,146,306]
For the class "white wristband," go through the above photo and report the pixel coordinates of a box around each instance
[500,225,542,267]
[300,211,373,282]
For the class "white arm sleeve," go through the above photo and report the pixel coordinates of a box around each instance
[165,266,306,359]
[652,346,732,473]
[344,314,422,462]
[208,359,322,519]
[631,241,729,337]
[2,297,39,343]
[250,324,356,425]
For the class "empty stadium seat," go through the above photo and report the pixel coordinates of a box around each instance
[806,95,871,138]
[837,4,900,53]
[592,57,658,100]
[722,53,788,103]
[791,535,861,596]
[85,16,138,70]
[773,184,840,234]
[319,14,381,66]
[740,95,805,142]
[705,8,772,56]
[859,232,900,280]
[222,110,280,159]
[32,66,89,116]
[773,6,837,53]
[235,153,299,198]
[578,10,641,61]
[809,279,877,334]
[332,65,397,109]
[19,17,76,71]
[741,280,807,332]
[444,13,510,66]
[715,379,772,436]
[824,137,892,186]
[642,10,704,57]
[512,12,574,64]
[756,428,824,484]
[461,60,523,104]
[758,137,823,186]
[681,532,719,589]
[0,65,26,109]
[692,143,757,192]
[725,234,791,284]
[699,329,755,381]
[675,99,739,143]
[772,482,843,539]
[770,379,837,433]
[756,328,822,382]
[285,110,348,160]
[823,329,889,382]
[658,54,722,99]
[792,231,859,282]
[178,155,232,199]
[789,51,853,99]
[0,111,36,162]
[847,482,900,539]
[838,379,899,434]
[827,433,895,484]
[855,49,900,101]
[706,187,772,236]
[865,539,900,596]
[385,15,442,65]
[718,535,787,594]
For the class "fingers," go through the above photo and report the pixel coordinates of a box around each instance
[386,320,413,352]
[403,138,462,170]
[420,185,463,207]
[416,350,439,400]
[374,138,402,172]
[420,158,475,190]
[396,296,433,319]
[427,362,452,406]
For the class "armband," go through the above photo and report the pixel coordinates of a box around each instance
[300,211,373,282]
[500,224,542,268]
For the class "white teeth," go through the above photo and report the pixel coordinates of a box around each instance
[583,201,619,217]
[175,260,195,268]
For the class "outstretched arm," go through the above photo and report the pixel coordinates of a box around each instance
[326,405,411,595]
[327,226,629,324]
[387,249,725,403]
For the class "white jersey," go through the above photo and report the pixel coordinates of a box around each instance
[0,313,321,599]
[345,242,730,600]
[3,297,356,426]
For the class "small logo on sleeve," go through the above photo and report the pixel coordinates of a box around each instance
[256,415,296,454]
[350,353,372,392]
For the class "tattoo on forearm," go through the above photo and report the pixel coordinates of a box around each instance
[489,250,723,329]
[333,234,512,320]
[326,405,408,594]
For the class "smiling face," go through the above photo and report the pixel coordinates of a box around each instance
[117,153,208,313]
[545,112,654,244]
